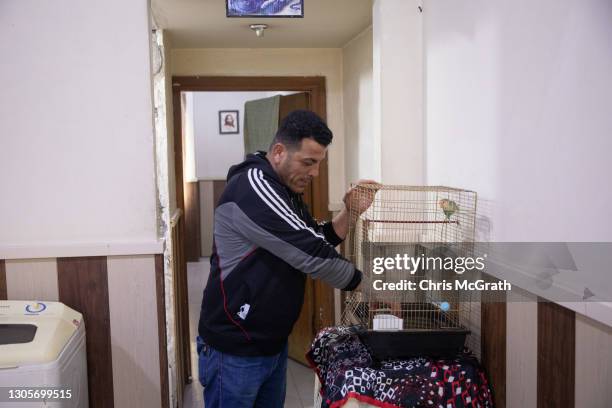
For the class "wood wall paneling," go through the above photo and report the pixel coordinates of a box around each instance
[156,254,170,408]
[57,256,114,408]
[199,181,215,257]
[537,300,575,408]
[506,289,538,408]
[184,181,201,262]
[0,260,6,300]
[481,297,507,408]
[575,313,612,407]
[212,180,226,208]
[171,213,190,406]
[2,255,171,408]
[107,255,162,408]
[5,258,59,301]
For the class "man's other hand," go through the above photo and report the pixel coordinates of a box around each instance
[343,179,381,215]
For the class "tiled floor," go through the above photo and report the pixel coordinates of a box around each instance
[183,258,316,408]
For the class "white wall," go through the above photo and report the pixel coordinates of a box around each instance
[0,0,159,257]
[183,92,197,182]
[171,48,346,207]
[373,0,424,185]
[343,26,376,183]
[424,0,612,325]
[192,91,268,180]
[425,0,612,242]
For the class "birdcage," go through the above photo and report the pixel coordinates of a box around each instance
[341,184,479,360]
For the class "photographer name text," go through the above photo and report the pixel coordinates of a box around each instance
[372,279,511,292]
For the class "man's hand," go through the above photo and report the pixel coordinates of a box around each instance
[343,179,381,216]
[332,180,380,241]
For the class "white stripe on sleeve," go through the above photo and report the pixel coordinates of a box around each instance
[247,168,300,231]
[256,169,326,240]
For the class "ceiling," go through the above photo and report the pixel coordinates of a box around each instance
[151,0,373,48]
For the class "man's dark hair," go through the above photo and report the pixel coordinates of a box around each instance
[270,110,333,150]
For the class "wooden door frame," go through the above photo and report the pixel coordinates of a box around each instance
[171,75,335,369]
[172,76,329,219]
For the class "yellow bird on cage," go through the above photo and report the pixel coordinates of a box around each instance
[439,199,459,220]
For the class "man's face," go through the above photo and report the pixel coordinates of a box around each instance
[272,137,327,193]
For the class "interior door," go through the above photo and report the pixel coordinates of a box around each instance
[242,91,329,365]
[278,93,318,365]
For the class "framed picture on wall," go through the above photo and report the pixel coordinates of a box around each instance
[219,110,240,134]
[226,0,304,18]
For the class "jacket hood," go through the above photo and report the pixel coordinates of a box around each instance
[227,151,280,183]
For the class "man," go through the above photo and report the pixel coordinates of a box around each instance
[197,110,376,407]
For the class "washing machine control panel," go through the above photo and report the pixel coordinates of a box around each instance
[25,302,47,314]
[0,301,65,317]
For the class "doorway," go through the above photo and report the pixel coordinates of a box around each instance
[172,76,335,404]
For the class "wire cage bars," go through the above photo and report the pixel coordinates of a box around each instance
[341,184,480,359]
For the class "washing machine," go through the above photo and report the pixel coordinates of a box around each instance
[0,301,88,407]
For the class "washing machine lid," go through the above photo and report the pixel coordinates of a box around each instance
[0,301,83,367]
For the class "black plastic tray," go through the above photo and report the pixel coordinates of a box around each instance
[357,328,470,361]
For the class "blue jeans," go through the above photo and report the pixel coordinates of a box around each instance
[197,336,287,408]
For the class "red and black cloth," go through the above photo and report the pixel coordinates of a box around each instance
[307,326,494,408]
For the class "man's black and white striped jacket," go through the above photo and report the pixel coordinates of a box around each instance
[198,151,362,356]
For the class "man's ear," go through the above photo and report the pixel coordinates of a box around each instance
[269,143,287,165]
